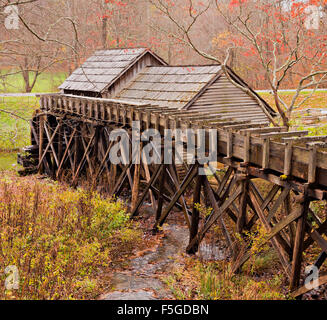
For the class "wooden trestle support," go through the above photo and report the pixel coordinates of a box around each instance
[24,93,327,298]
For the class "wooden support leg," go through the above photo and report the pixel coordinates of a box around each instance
[58,123,63,166]
[33,116,50,175]
[142,149,157,211]
[187,183,242,254]
[130,163,163,217]
[109,164,117,194]
[237,178,249,234]
[156,165,167,221]
[57,127,77,179]
[38,115,45,174]
[202,177,234,254]
[187,173,204,254]
[247,184,292,278]
[167,164,191,228]
[131,163,141,212]
[154,163,199,231]
[37,119,62,173]
[72,129,96,186]
[290,193,310,291]
[111,163,134,197]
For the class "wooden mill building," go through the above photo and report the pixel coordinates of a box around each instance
[59,48,167,98]
[59,47,276,124]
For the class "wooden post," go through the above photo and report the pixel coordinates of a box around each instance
[156,165,167,221]
[237,177,249,234]
[38,115,45,173]
[58,122,63,166]
[187,172,203,254]
[290,190,310,291]
[131,163,141,212]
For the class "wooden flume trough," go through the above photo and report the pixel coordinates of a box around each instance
[24,92,327,298]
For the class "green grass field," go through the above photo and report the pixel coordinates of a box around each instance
[0,68,63,169]
[0,96,39,170]
[0,96,39,152]
[0,152,21,171]
[259,91,327,111]
[0,70,67,93]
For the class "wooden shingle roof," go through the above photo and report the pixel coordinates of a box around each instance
[115,65,222,109]
[59,48,166,93]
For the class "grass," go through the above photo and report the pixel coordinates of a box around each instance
[259,91,327,111]
[0,96,38,153]
[0,153,22,171]
[0,172,142,300]
[163,257,288,300]
[0,70,67,93]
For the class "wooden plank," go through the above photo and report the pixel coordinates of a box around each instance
[308,143,318,184]
[262,138,270,169]
[56,128,77,179]
[283,136,327,144]
[259,131,309,139]
[239,127,287,135]
[291,273,327,297]
[80,133,95,177]
[284,141,293,176]
[63,128,75,170]
[38,115,45,173]
[111,162,133,197]
[37,121,61,171]
[150,185,189,213]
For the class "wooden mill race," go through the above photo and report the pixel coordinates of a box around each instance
[19,48,327,298]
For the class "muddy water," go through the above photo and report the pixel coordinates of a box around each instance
[100,223,226,300]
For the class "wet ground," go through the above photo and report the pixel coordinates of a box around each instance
[99,217,226,300]
[99,224,189,300]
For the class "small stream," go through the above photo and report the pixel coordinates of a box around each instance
[100,223,226,300]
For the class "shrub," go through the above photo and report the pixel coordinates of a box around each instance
[0,174,141,300]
